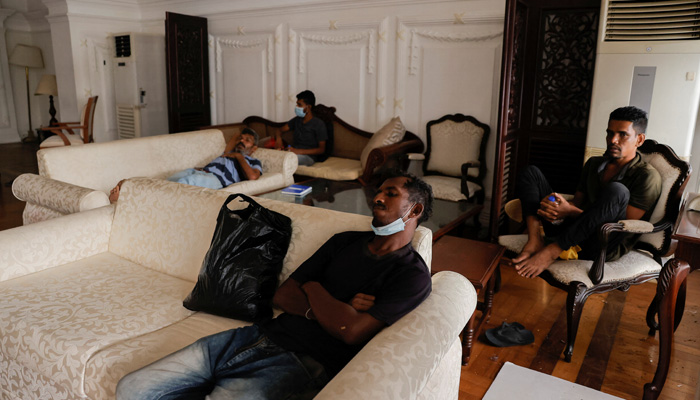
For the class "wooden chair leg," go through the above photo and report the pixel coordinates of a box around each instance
[564,283,590,362]
[646,294,660,335]
[644,259,690,400]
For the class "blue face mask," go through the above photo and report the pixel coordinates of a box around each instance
[295,106,306,118]
[371,203,416,236]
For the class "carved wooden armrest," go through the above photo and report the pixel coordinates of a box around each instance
[588,219,670,284]
[360,138,424,184]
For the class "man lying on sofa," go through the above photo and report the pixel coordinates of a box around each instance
[167,127,263,189]
[116,171,434,400]
[108,128,263,203]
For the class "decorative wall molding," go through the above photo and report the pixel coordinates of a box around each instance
[408,28,502,75]
[295,30,376,74]
[215,35,274,73]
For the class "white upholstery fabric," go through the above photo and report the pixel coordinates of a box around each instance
[360,116,406,169]
[38,129,227,192]
[498,234,662,288]
[0,177,458,400]
[18,129,296,225]
[422,175,481,202]
[296,157,362,181]
[0,205,114,283]
[316,271,475,400]
[426,119,484,178]
[638,151,682,252]
[13,173,110,214]
[40,133,85,148]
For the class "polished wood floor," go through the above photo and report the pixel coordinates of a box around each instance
[0,142,698,399]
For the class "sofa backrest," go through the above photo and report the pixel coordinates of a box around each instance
[37,129,226,193]
[109,178,432,283]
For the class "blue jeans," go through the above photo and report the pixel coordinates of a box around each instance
[116,325,328,400]
[167,168,223,190]
[296,155,315,166]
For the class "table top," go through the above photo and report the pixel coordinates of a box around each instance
[431,235,505,289]
[258,178,482,240]
[673,192,700,244]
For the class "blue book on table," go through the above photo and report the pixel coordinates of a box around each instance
[281,184,312,196]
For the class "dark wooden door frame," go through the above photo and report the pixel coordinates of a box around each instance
[165,12,211,133]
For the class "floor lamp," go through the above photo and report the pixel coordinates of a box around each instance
[35,74,58,127]
[9,44,44,142]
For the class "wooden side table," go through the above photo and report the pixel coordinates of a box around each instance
[431,235,505,365]
[644,194,699,399]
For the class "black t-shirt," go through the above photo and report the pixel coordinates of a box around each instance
[288,116,328,160]
[261,231,431,377]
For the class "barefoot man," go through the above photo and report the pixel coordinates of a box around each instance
[512,106,662,278]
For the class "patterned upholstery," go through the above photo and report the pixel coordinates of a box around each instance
[422,115,489,203]
[296,157,363,181]
[16,129,297,224]
[0,178,471,399]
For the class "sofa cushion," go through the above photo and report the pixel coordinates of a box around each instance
[360,117,406,169]
[296,157,363,181]
[0,253,195,398]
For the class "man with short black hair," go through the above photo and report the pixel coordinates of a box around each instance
[117,171,434,400]
[512,106,662,278]
[275,90,328,166]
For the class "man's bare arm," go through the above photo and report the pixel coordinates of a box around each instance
[222,133,241,154]
[226,151,261,180]
[275,124,290,149]
[302,281,385,345]
[289,141,326,156]
[538,191,584,222]
[272,278,310,317]
[626,205,646,220]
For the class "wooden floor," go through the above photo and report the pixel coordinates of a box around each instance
[0,142,698,399]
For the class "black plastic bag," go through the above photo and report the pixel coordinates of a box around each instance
[183,193,292,322]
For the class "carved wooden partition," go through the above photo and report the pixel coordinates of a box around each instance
[490,0,600,241]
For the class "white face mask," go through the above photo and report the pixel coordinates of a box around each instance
[295,106,306,118]
[371,203,416,236]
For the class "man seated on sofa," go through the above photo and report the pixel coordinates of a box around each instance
[167,127,263,189]
[274,90,328,166]
[116,171,434,400]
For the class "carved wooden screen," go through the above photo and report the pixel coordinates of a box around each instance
[490,0,599,240]
[165,12,211,133]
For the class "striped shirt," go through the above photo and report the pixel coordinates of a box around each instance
[204,154,263,187]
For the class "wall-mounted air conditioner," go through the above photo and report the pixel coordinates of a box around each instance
[586,0,700,161]
[111,33,168,139]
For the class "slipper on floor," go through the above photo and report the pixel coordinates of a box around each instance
[485,322,535,347]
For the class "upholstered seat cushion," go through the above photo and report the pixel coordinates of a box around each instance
[296,157,362,181]
[498,234,662,288]
[40,134,85,148]
[0,252,196,398]
[422,175,480,202]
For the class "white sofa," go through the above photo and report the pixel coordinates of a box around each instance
[0,178,476,400]
[12,129,298,224]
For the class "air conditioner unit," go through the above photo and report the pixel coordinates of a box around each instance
[586,0,700,160]
[112,33,168,139]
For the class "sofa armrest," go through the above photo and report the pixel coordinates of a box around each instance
[0,205,114,282]
[316,271,476,399]
[251,148,299,178]
[360,135,424,184]
[12,173,110,215]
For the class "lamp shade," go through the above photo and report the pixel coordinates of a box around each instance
[35,74,58,96]
[9,44,44,68]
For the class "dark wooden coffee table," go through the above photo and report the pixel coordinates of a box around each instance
[431,235,505,365]
[258,178,482,241]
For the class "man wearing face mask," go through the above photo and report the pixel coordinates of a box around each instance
[117,171,434,400]
[274,90,328,166]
